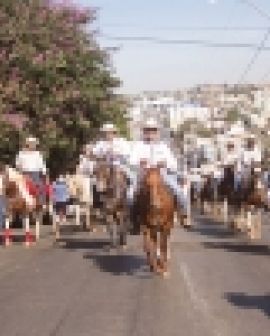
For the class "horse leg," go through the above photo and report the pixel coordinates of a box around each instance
[119,211,127,249]
[143,227,152,268]
[35,211,41,243]
[254,209,262,240]
[107,213,116,248]
[160,230,170,277]
[24,215,32,247]
[149,226,158,273]
[249,207,261,240]
[85,203,91,231]
[75,203,80,226]
[4,213,12,247]
[223,197,229,226]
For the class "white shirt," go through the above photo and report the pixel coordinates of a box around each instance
[93,137,130,160]
[78,155,95,176]
[16,150,46,174]
[242,148,261,165]
[223,151,240,166]
[129,140,178,171]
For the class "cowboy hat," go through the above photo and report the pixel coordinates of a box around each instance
[142,118,160,130]
[100,123,117,133]
[25,136,39,145]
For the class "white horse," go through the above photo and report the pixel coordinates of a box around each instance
[53,172,94,240]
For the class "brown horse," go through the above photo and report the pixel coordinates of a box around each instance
[94,159,129,248]
[137,167,175,277]
[217,165,265,239]
[3,167,43,246]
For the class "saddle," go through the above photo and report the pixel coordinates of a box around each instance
[24,176,39,197]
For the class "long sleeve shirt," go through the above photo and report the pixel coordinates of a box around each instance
[93,138,130,158]
[78,156,95,176]
[242,148,261,165]
[16,150,46,174]
[129,141,178,172]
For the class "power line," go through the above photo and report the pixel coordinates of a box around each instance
[101,33,270,50]
[239,0,270,22]
[238,28,270,83]
[238,0,270,83]
[102,24,269,32]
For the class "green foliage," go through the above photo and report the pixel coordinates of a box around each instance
[0,121,22,164]
[0,0,126,176]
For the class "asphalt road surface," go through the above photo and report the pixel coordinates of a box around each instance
[0,211,269,336]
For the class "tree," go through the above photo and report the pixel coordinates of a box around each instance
[0,0,126,176]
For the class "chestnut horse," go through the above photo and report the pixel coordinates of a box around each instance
[137,168,175,277]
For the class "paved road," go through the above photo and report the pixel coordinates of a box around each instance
[0,212,269,336]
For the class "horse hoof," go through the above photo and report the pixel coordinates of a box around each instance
[162,271,170,279]
[121,244,127,251]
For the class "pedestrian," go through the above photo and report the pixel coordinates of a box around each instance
[52,174,70,223]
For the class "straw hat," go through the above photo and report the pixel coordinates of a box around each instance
[100,123,117,133]
[25,136,39,145]
[142,118,160,130]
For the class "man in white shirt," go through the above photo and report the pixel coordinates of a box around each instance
[127,118,186,210]
[77,144,95,177]
[16,136,47,203]
[93,123,130,166]
[242,135,261,167]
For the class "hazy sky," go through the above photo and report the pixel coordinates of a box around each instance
[75,0,270,93]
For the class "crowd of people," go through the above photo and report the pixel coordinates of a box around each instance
[0,117,267,230]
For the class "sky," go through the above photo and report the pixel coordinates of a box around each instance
[74,0,270,94]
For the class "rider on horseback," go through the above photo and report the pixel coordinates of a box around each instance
[77,144,95,177]
[15,137,47,204]
[93,123,130,165]
[127,118,187,214]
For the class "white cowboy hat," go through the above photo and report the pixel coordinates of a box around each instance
[25,136,39,145]
[100,123,117,133]
[143,118,160,129]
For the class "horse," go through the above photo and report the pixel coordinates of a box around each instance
[137,167,175,277]
[2,167,43,246]
[217,164,265,239]
[52,172,93,240]
[94,158,129,248]
[235,166,266,239]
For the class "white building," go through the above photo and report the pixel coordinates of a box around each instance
[169,103,211,131]
[253,88,270,121]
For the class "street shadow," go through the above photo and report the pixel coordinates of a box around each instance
[0,234,34,245]
[225,292,270,317]
[203,241,270,256]
[188,217,235,239]
[83,252,149,277]
[57,238,110,250]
